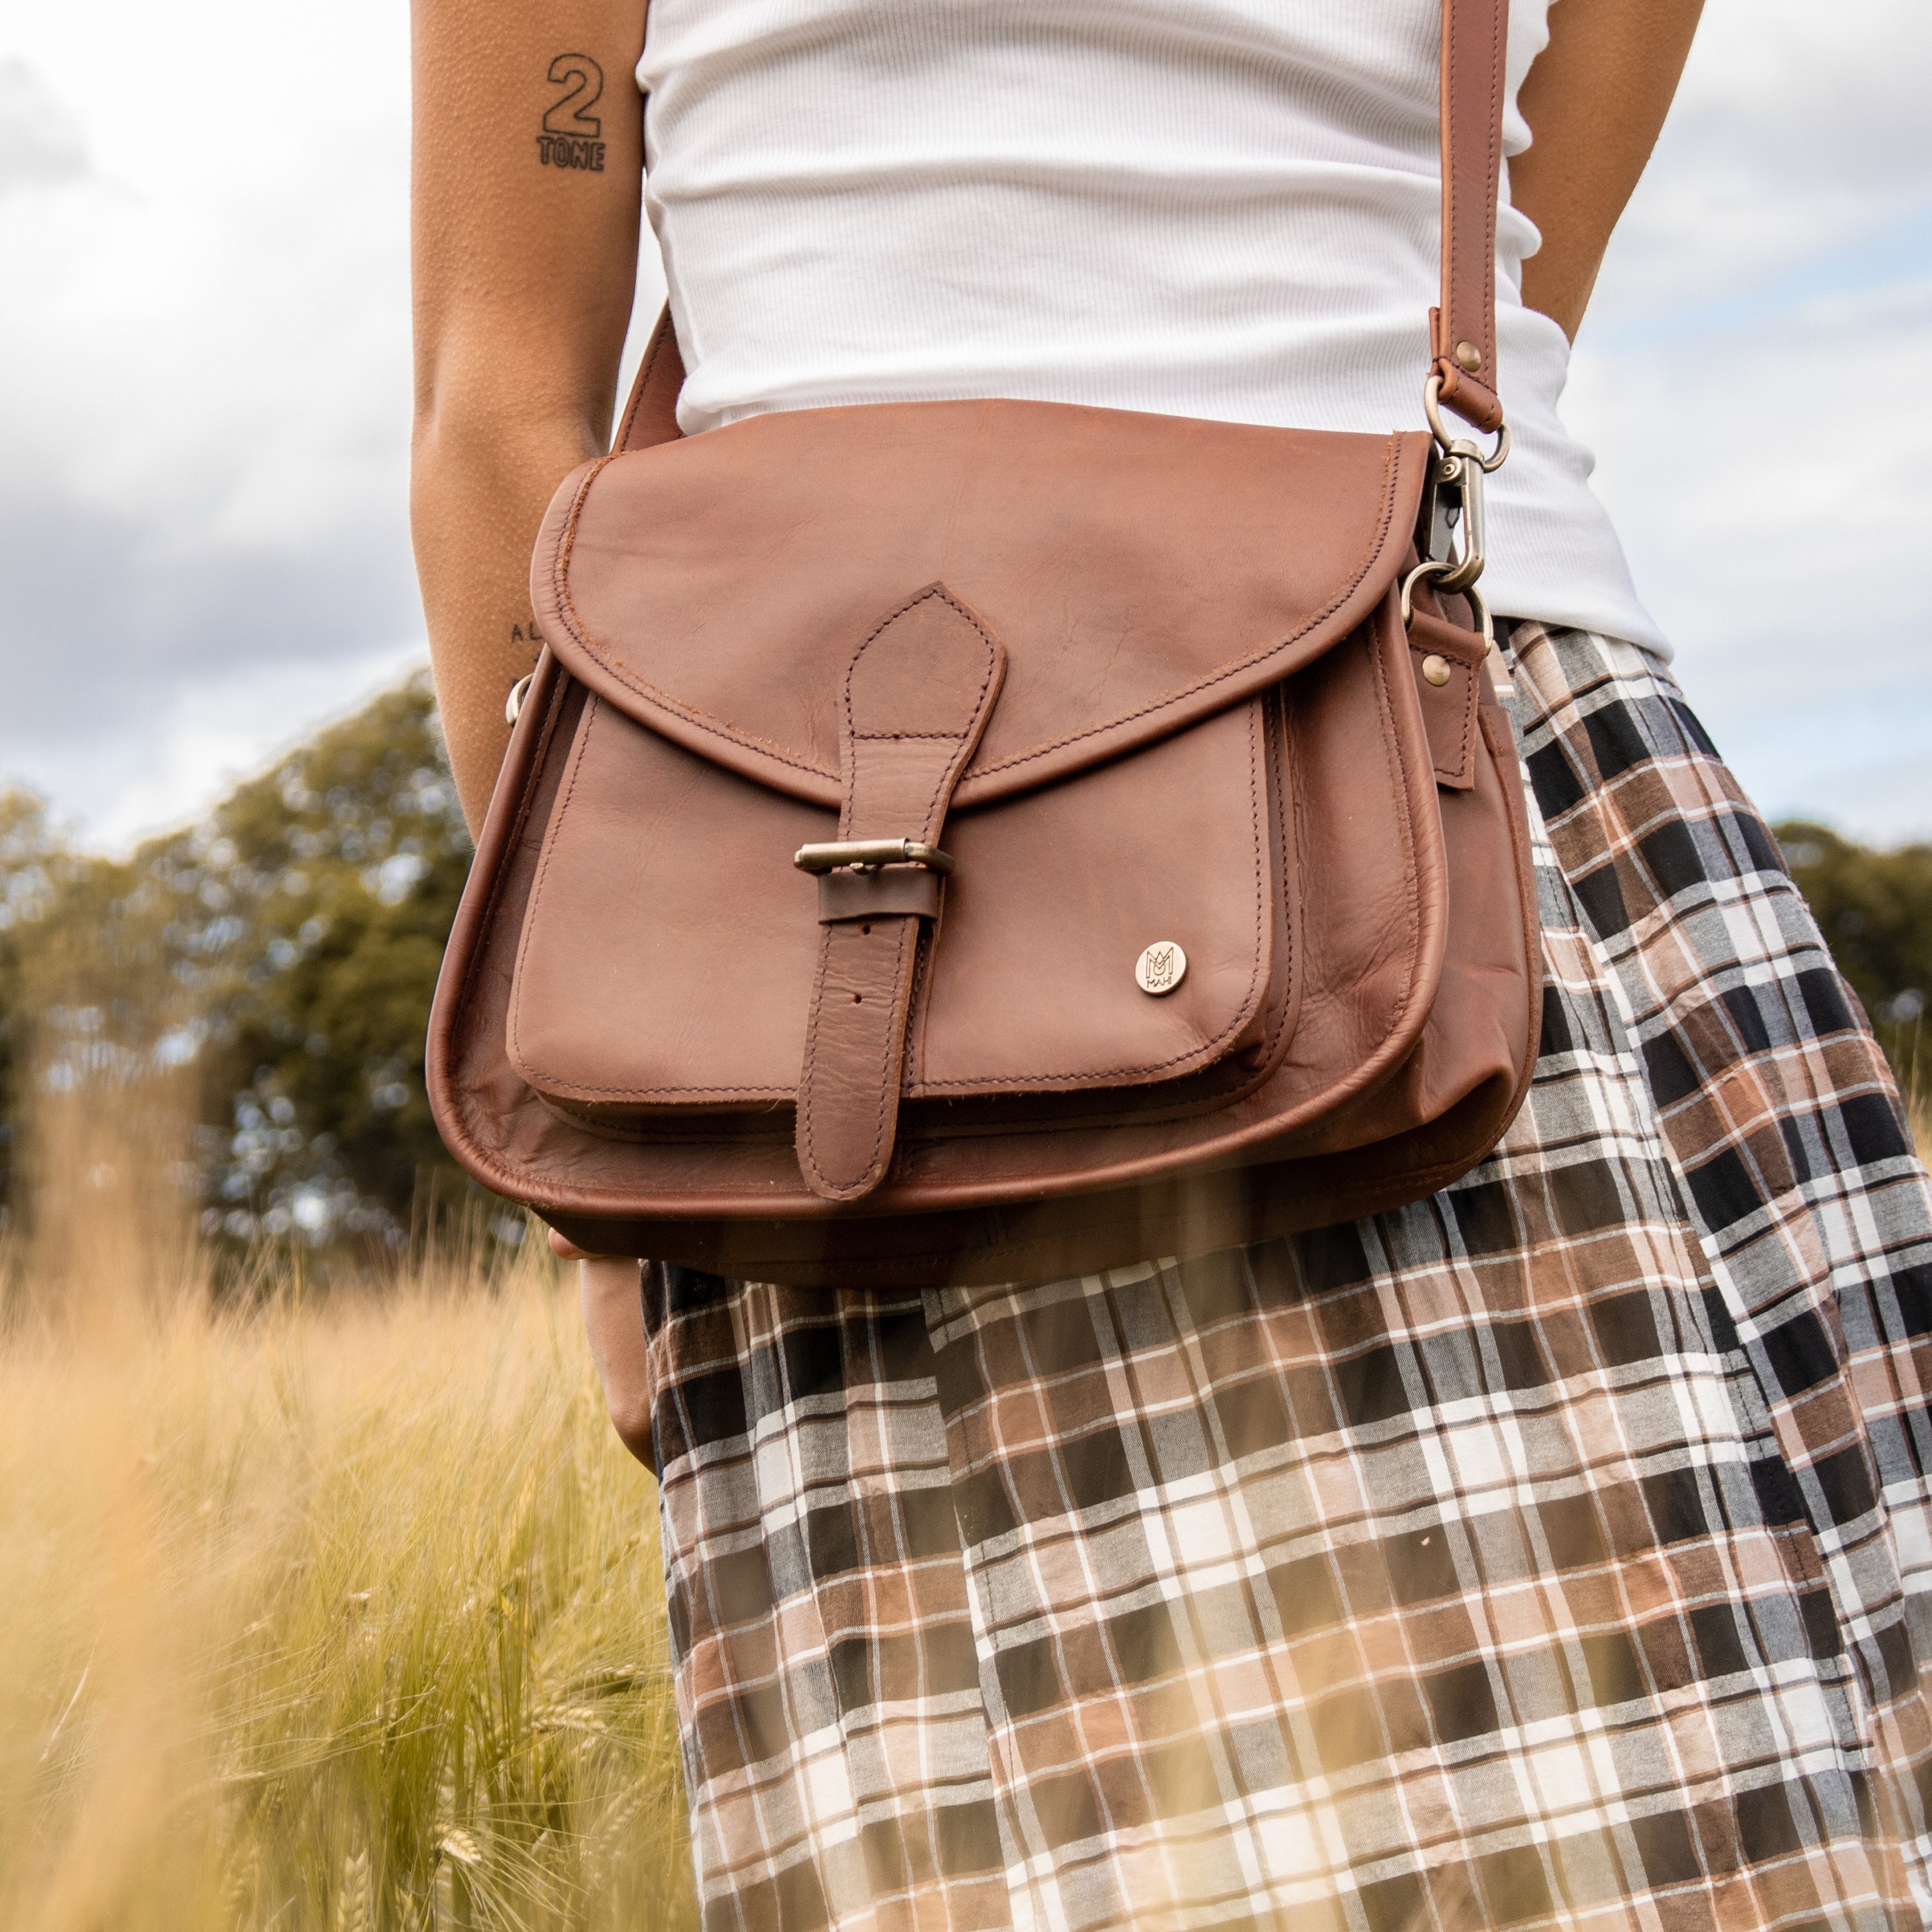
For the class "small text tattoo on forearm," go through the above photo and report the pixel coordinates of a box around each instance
[537,54,606,172]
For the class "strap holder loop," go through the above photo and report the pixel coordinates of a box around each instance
[1424,374,1510,471]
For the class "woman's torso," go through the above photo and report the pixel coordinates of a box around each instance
[638,0,1665,652]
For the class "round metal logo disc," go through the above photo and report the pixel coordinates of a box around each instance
[1135,942,1188,996]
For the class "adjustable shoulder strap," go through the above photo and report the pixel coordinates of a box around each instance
[1431,0,1509,433]
[613,0,1510,451]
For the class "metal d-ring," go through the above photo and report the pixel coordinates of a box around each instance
[1424,374,1511,472]
[1401,562,1497,652]
[1400,559,1452,629]
[1464,582,1496,650]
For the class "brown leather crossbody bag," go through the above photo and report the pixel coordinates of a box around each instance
[427,0,1541,1289]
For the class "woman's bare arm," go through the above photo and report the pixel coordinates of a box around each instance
[411,0,649,832]
[1511,0,1705,342]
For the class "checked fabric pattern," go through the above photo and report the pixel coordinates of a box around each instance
[638,623,1932,1932]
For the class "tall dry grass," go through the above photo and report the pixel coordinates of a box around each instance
[0,1086,696,1932]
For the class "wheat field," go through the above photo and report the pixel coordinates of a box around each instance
[0,1119,698,1932]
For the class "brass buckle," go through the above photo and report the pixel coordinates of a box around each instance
[1415,373,1509,602]
[793,838,956,876]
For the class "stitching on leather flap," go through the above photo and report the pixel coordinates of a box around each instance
[547,459,840,796]
[795,586,1004,1200]
[905,699,1272,1094]
[1411,647,1477,788]
[1404,606,1482,790]
[535,411,1425,812]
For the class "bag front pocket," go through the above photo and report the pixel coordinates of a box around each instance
[507,689,1280,1122]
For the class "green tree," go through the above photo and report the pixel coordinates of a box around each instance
[0,789,142,1220]
[0,790,62,1217]
[0,675,478,1248]
[153,674,477,1240]
[1776,820,1932,1089]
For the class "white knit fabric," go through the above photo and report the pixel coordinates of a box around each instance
[637,0,1667,654]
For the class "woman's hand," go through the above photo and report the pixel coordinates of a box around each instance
[410,0,650,831]
[1511,0,1705,341]
[571,1244,657,1467]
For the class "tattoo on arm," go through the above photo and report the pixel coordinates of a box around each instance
[536,54,607,173]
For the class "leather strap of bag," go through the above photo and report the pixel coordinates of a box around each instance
[614,0,1510,451]
[795,589,1005,1202]
[1430,0,1508,433]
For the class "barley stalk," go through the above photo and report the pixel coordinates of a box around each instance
[0,1194,697,1932]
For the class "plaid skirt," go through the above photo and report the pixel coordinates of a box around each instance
[637,622,1932,1932]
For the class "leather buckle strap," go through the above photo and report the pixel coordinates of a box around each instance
[795,585,1006,1203]
[813,866,943,923]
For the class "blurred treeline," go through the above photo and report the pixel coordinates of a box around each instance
[0,679,1928,1258]
[1779,823,1932,1092]
[0,674,477,1255]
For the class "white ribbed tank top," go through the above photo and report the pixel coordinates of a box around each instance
[637,0,1667,654]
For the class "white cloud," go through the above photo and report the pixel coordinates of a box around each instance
[29,646,434,857]
[1558,0,1932,841]
[1571,277,1929,685]
[0,14,422,851]
[0,54,90,194]
[1586,0,1932,319]
[0,8,659,852]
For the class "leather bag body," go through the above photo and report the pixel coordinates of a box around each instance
[426,0,1542,1289]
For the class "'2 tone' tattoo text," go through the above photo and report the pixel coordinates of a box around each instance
[536,54,605,171]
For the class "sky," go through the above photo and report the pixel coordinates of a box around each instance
[0,0,1927,854]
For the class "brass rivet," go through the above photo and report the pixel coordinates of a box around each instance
[1135,942,1187,996]
[1454,341,1482,374]
[1422,654,1452,687]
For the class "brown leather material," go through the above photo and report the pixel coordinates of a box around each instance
[534,406,1428,812]
[1406,603,1489,790]
[431,537,1540,1285]
[424,0,1538,1285]
[541,692,1539,1286]
[614,307,685,454]
[504,686,1275,1110]
[439,641,1539,1287]
[1430,0,1508,431]
[817,867,942,924]
[795,586,1004,1202]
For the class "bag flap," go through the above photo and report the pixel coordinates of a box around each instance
[533,399,1430,808]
